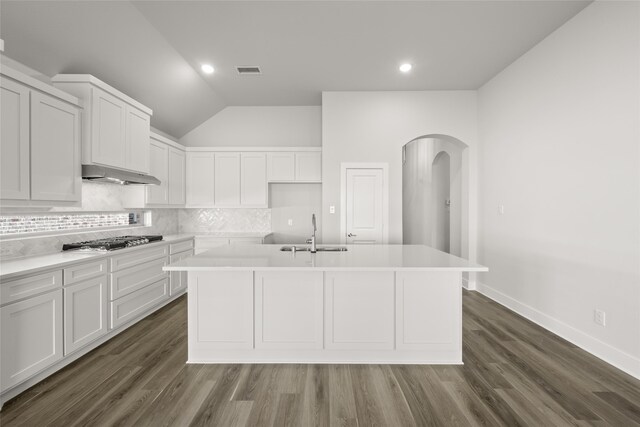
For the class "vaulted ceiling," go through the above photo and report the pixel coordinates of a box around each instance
[0,1,590,138]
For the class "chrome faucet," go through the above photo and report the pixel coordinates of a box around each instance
[306,214,317,253]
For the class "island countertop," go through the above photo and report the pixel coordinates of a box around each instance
[164,244,487,272]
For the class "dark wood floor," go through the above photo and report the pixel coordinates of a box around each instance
[2,290,639,426]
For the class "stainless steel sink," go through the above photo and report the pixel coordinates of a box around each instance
[280,246,347,252]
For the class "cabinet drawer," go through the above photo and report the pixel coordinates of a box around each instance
[1,270,62,305]
[64,259,108,285]
[170,239,194,255]
[110,278,169,329]
[109,244,168,272]
[110,257,167,300]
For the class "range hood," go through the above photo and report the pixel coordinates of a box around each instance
[82,164,161,185]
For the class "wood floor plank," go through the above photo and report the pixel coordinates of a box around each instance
[302,364,330,427]
[2,292,639,427]
[328,365,358,427]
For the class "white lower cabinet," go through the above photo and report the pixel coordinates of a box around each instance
[110,278,169,329]
[0,239,194,403]
[1,290,63,392]
[64,275,108,355]
[110,257,167,300]
[324,271,395,350]
[169,249,193,296]
[255,271,323,349]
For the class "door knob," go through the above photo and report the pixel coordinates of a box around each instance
[347,233,357,237]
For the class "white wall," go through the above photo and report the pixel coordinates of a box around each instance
[180,106,321,147]
[478,1,640,377]
[321,91,478,266]
[269,183,322,244]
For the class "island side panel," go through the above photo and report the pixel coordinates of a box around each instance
[255,271,324,349]
[188,271,254,360]
[187,269,463,364]
[396,271,462,362]
[324,271,395,350]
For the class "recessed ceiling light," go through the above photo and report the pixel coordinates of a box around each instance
[201,64,214,74]
[399,63,412,73]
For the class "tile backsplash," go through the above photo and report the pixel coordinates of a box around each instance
[0,213,132,236]
[179,208,271,233]
[0,209,179,260]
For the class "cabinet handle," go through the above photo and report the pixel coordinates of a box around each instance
[347,233,357,237]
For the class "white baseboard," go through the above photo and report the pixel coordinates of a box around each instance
[462,276,476,290]
[475,281,640,380]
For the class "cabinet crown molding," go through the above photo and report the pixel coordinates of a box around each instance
[1,66,80,106]
[51,74,152,115]
[185,146,321,152]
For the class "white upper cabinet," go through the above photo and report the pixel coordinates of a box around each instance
[168,147,186,205]
[214,153,241,207]
[266,150,322,183]
[266,152,295,182]
[91,88,126,168]
[144,133,185,207]
[0,76,30,200]
[30,91,81,201]
[51,74,152,175]
[125,105,150,174]
[146,138,169,205]
[240,153,267,207]
[295,151,321,182]
[0,67,82,205]
[186,152,215,206]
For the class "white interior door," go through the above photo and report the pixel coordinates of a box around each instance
[345,168,385,244]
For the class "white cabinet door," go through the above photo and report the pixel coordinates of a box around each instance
[91,87,126,169]
[30,91,81,202]
[214,153,241,207]
[395,271,461,352]
[168,147,186,205]
[1,290,63,392]
[189,271,253,350]
[125,105,150,174]
[325,271,394,350]
[146,139,168,204]
[170,249,193,296]
[295,152,321,182]
[255,271,323,349]
[64,275,108,355]
[186,152,215,206]
[0,77,30,200]
[240,153,267,207]
[267,152,295,182]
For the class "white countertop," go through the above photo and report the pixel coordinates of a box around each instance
[192,231,272,238]
[164,244,488,272]
[0,234,195,280]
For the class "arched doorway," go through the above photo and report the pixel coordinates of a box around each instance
[431,151,451,253]
[402,134,468,259]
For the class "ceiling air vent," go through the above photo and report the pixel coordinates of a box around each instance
[236,66,261,75]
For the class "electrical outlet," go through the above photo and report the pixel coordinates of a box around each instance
[498,204,505,215]
[287,219,293,226]
[330,205,335,214]
[594,309,606,326]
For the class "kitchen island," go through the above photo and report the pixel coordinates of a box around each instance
[164,244,487,364]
